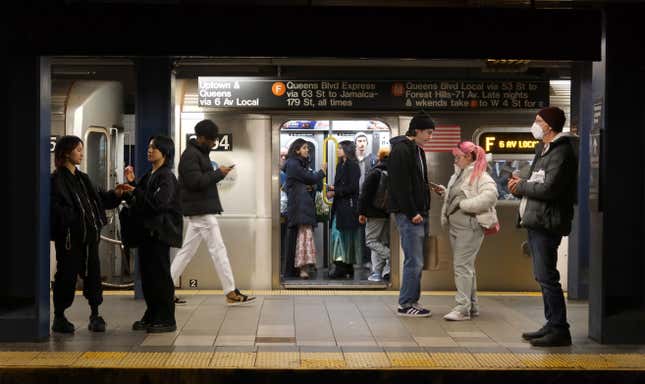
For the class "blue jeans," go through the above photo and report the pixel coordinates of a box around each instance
[527,228,569,330]
[395,213,428,307]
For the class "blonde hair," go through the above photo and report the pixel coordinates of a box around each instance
[377,147,391,161]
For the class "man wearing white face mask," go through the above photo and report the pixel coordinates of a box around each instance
[508,106,579,347]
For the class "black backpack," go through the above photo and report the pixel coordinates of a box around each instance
[371,169,389,211]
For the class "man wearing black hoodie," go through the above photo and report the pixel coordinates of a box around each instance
[388,112,434,317]
[508,106,578,347]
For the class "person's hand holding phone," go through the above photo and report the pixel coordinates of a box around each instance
[219,164,235,176]
[429,182,446,197]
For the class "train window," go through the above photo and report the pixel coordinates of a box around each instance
[85,129,109,190]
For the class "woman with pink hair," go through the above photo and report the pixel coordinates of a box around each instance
[438,141,499,321]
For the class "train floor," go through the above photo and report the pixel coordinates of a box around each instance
[1,291,645,383]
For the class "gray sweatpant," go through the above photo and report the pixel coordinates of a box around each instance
[366,218,390,277]
[448,210,484,315]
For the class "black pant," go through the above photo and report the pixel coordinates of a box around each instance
[53,240,103,315]
[282,225,298,278]
[527,228,569,330]
[139,235,175,325]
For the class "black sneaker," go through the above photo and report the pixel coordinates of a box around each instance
[147,322,177,333]
[132,319,149,331]
[397,305,432,318]
[88,316,106,332]
[226,288,256,306]
[529,328,572,347]
[52,315,75,334]
[174,296,187,305]
[522,325,550,340]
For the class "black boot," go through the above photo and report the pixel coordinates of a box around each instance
[132,319,150,331]
[529,328,572,347]
[52,315,75,334]
[88,315,106,332]
[522,325,550,340]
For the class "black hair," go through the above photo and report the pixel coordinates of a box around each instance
[338,140,357,162]
[287,138,310,161]
[194,119,219,140]
[54,135,83,168]
[149,135,175,167]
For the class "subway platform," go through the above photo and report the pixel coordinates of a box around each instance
[1,291,644,384]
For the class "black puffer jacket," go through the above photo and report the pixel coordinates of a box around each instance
[332,159,361,230]
[128,165,183,248]
[284,156,325,228]
[515,133,579,236]
[358,160,389,218]
[50,167,121,245]
[178,139,225,216]
[387,136,430,218]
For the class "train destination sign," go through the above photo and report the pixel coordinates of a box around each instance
[198,78,549,111]
[478,132,540,155]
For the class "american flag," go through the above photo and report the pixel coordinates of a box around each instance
[422,125,462,152]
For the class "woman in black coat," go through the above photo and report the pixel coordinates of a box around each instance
[50,135,132,334]
[124,135,183,333]
[327,140,361,277]
[283,139,327,279]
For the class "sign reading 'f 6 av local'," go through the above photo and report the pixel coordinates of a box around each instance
[197,77,549,111]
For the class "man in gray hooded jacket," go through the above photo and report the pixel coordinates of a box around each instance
[509,106,579,347]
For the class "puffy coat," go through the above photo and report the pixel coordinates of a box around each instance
[50,167,121,245]
[178,139,225,216]
[358,160,389,218]
[332,159,361,230]
[440,164,498,229]
[515,133,579,236]
[128,165,183,248]
[284,156,325,228]
[387,135,430,218]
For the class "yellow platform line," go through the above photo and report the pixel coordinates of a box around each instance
[83,290,545,297]
[1,351,644,370]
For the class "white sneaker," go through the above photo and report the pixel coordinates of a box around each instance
[443,310,471,321]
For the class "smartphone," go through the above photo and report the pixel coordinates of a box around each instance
[229,164,236,168]
[429,181,441,188]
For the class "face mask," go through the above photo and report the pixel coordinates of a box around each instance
[531,122,544,140]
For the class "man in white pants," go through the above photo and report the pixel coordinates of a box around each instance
[171,119,255,306]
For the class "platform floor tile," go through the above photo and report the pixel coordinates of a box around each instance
[25,351,83,366]
[601,354,645,369]
[473,353,525,368]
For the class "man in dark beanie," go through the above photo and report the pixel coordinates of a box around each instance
[170,119,256,306]
[508,106,579,346]
[388,111,434,317]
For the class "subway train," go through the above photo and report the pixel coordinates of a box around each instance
[49,75,570,293]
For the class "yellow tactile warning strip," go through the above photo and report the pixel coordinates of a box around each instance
[601,354,645,368]
[255,352,300,368]
[300,352,346,368]
[473,353,524,368]
[119,352,170,368]
[343,352,391,368]
[73,352,127,367]
[211,352,256,368]
[0,351,41,366]
[431,353,481,369]
[1,351,644,370]
[387,352,435,368]
[165,352,212,368]
[95,290,545,297]
[27,352,83,366]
